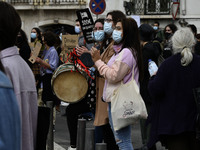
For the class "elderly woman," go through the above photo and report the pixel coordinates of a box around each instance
[147,28,200,150]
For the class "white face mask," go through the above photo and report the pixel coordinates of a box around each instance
[153,26,158,30]
[104,22,113,34]
[59,33,62,41]
[112,30,122,43]
[31,32,37,39]
[93,30,105,42]
[75,26,81,34]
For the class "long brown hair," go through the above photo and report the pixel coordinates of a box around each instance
[119,18,144,82]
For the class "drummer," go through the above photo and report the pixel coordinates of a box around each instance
[65,19,95,150]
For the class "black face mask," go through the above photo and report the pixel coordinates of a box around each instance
[164,32,172,40]
[16,36,23,47]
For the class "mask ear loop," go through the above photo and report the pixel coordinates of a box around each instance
[91,31,95,40]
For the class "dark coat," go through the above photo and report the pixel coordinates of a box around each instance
[18,42,32,68]
[147,53,200,147]
[140,42,160,104]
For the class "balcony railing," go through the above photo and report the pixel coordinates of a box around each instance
[1,0,86,6]
[124,0,174,15]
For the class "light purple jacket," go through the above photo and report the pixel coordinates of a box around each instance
[95,45,139,102]
[0,46,38,150]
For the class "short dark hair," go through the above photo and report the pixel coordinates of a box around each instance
[94,18,105,25]
[107,10,126,26]
[139,24,155,42]
[164,23,178,34]
[154,21,160,26]
[0,2,21,50]
[43,31,56,47]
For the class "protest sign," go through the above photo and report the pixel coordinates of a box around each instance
[29,41,42,64]
[76,8,94,43]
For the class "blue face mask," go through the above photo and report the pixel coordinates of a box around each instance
[59,33,62,41]
[93,30,105,42]
[31,33,37,39]
[75,26,81,34]
[112,30,122,43]
[104,22,113,34]
[153,26,158,30]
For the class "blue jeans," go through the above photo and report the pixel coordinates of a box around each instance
[108,103,134,150]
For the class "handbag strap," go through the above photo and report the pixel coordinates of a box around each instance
[116,49,136,85]
[120,57,135,85]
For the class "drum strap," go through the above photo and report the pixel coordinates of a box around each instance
[68,48,94,80]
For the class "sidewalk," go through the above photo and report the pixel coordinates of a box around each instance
[54,106,167,150]
[54,142,65,150]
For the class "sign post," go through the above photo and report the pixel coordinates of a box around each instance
[172,0,180,20]
[89,0,106,15]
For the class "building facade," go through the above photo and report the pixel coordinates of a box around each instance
[2,0,200,39]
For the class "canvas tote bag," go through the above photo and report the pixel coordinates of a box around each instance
[111,64,148,131]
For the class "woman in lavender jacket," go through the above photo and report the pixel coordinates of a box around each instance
[91,18,143,150]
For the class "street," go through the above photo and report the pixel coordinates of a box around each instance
[54,106,167,150]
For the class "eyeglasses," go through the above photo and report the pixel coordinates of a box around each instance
[105,19,113,23]
[93,27,104,31]
[114,26,122,31]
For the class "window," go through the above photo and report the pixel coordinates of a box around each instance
[145,0,170,14]
[124,0,171,15]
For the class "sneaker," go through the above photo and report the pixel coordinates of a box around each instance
[67,146,77,150]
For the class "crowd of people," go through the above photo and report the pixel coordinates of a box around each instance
[1,1,200,150]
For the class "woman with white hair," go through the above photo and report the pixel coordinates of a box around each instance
[147,28,200,150]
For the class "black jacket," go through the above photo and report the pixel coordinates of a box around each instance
[140,42,160,104]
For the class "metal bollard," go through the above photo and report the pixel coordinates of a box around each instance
[46,101,54,150]
[96,143,107,150]
[77,119,86,150]
[84,128,95,150]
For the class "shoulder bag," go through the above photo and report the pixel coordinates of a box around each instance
[111,65,148,131]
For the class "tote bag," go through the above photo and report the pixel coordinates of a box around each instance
[111,68,148,131]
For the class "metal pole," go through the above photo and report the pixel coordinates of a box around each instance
[77,119,86,150]
[96,143,107,150]
[84,128,95,150]
[46,101,54,150]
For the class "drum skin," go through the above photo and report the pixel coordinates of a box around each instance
[52,63,88,103]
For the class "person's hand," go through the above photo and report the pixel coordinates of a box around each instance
[91,46,101,63]
[35,57,41,63]
[152,71,157,76]
[76,46,89,56]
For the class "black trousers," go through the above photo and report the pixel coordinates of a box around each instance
[160,132,200,150]
[36,107,50,150]
[66,98,91,147]
[102,123,119,150]
[42,74,60,106]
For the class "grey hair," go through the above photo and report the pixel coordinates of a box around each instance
[172,28,195,66]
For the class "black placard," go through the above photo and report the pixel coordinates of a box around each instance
[76,8,94,43]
